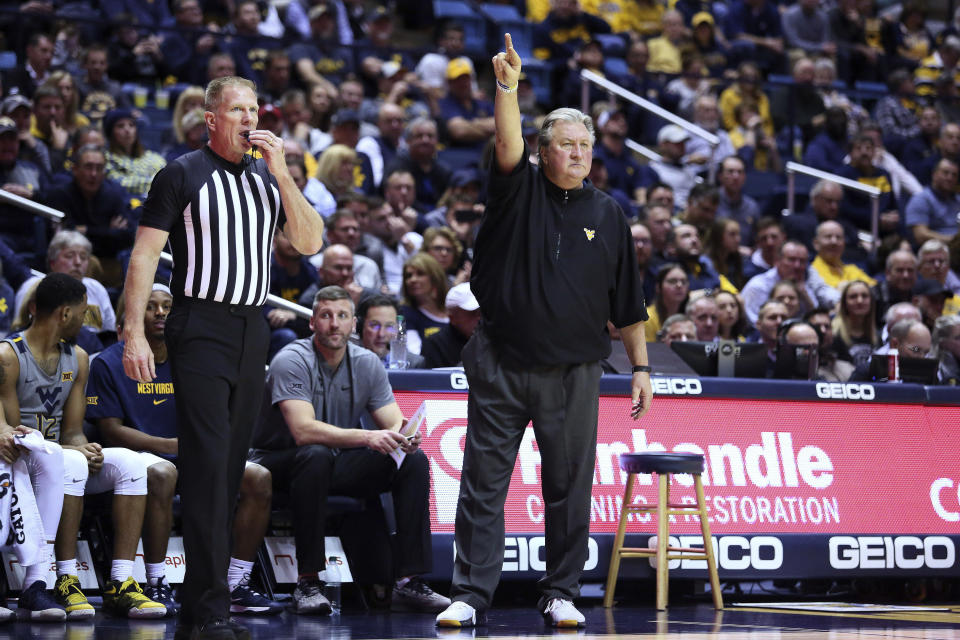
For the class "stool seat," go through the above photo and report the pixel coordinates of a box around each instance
[619,452,704,475]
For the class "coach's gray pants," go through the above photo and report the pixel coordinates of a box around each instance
[450,327,602,611]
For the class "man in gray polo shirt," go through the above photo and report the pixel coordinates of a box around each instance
[248,285,449,616]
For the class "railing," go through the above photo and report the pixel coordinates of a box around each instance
[625,139,662,163]
[784,161,882,253]
[580,69,720,181]
[2,190,314,320]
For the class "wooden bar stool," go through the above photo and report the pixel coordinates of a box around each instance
[603,452,723,610]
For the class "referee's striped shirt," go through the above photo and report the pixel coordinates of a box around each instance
[139,146,286,307]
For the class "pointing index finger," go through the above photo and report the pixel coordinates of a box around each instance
[504,32,514,53]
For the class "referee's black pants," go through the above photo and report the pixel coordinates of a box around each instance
[249,445,433,578]
[450,327,602,611]
[166,298,269,626]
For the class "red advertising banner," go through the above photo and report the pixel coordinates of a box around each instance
[396,392,960,536]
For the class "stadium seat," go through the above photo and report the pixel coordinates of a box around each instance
[480,3,534,59]
[604,57,629,79]
[437,147,482,171]
[434,0,487,57]
[594,33,626,57]
[0,51,16,71]
[522,59,552,105]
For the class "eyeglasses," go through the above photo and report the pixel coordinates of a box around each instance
[365,321,398,334]
[428,245,454,254]
[903,344,929,355]
[664,278,688,286]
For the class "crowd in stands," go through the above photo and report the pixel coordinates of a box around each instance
[1,0,960,624]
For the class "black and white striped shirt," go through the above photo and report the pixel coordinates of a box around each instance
[140,146,286,306]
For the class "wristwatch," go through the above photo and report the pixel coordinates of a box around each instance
[632,365,652,374]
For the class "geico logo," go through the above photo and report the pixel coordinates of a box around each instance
[651,378,703,395]
[501,536,599,572]
[829,536,955,569]
[930,478,960,522]
[815,382,876,400]
[648,535,782,571]
[449,372,469,390]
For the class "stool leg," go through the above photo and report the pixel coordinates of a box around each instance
[604,472,636,607]
[694,474,723,610]
[655,473,670,610]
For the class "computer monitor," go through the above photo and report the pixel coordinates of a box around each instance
[773,342,819,380]
[868,354,939,385]
[670,340,769,378]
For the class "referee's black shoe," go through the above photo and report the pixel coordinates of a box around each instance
[180,618,252,640]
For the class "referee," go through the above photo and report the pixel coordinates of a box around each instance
[123,76,324,640]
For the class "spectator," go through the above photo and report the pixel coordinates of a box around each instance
[43,71,89,137]
[0,115,46,253]
[206,52,237,81]
[398,252,449,354]
[783,180,856,259]
[618,41,663,139]
[931,314,960,385]
[918,239,960,297]
[4,32,54,98]
[646,10,687,75]
[533,0,612,63]
[723,0,785,74]
[300,243,377,309]
[422,168,482,230]
[883,2,933,70]
[587,156,635,217]
[31,85,69,173]
[873,69,921,153]
[416,21,467,99]
[719,62,773,135]
[769,57,825,144]
[644,262,690,341]
[691,11,732,79]
[804,307,854,381]
[315,144,361,208]
[324,109,375,193]
[715,155,759,247]
[357,103,406,188]
[902,106,942,180]
[165,109,207,162]
[3,94,51,176]
[658,313,697,347]
[383,170,420,234]
[15,230,117,335]
[220,0,281,84]
[266,227,316,354]
[773,320,822,380]
[321,209,384,290]
[857,121,922,205]
[170,86,205,146]
[769,279,802,319]
[630,220,657,304]
[781,0,835,58]
[651,124,699,208]
[686,294,719,341]
[421,282,480,368]
[811,220,876,290]
[873,249,919,327]
[248,286,450,615]
[384,118,452,214]
[703,218,746,291]
[87,285,282,616]
[680,183,720,237]
[436,58,494,153]
[837,133,899,236]
[367,199,422,295]
[803,106,849,175]
[828,0,884,85]
[106,16,168,83]
[279,90,314,146]
[916,35,960,101]
[813,58,869,133]
[44,144,134,266]
[664,223,721,291]
[906,159,960,245]
[289,3,352,95]
[745,216,785,280]
[741,240,840,323]
[877,301,922,349]
[355,294,426,368]
[356,6,416,95]
[751,300,789,370]
[644,202,674,262]
[594,108,656,203]
[103,109,166,197]
[917,122,960,186]
[421,226,468,286]
[160,0,221,86]
[686,95,737,175]
[831,280,879,367]
[729,100,781,172]
[851,318,931,381]
[260,51,295,106]
[647,182,676,211]
[663,53,712,120]
[716,290,749,340]
[912,277,952,331]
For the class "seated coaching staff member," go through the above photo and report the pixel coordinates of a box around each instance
[122,75,324,639]
[436,35,652,629]
[249,286,450,615]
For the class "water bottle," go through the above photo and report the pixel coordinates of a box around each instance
[325,557,342,615]
[388,315,408,369]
